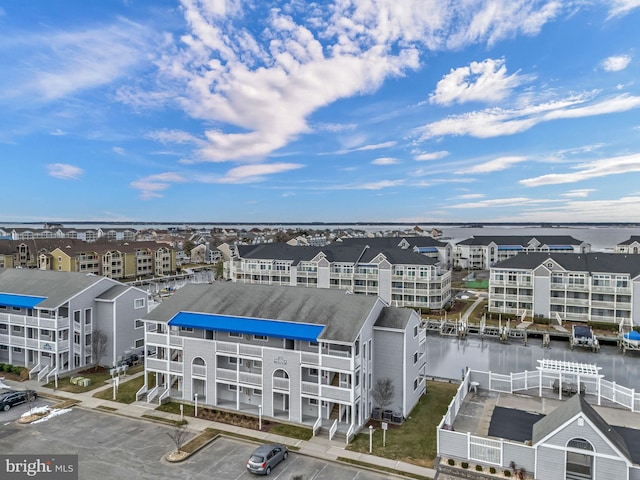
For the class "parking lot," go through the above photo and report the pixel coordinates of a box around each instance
[0,391,53,424]
[0,407,395,479]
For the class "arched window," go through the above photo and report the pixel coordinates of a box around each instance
[192,357,206,366]
[566,437,593,480]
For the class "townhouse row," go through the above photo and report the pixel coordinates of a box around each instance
[226,241,452,310]
[488,252,640,324]
[0,239,177,280]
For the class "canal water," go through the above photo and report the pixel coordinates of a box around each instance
[425,335,640,390]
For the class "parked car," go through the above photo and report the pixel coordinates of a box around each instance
[246,444,288,475]
[0,390,37,411]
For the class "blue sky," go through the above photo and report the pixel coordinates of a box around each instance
[1,1,640,223]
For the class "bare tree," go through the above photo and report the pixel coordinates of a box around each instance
[166,422,189,454]
[372,378,395,410]
[91,330,109,372]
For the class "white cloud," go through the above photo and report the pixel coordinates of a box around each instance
[429,58,528,106]
[456,193,486,200]
[130,172,187,199]
[506,196,640,222]
[49,129,66,136]
[459,156,528,174]
[112,146,126,155]
[125,1,566,165]
[520,152,640,186]
[602,54,632,72]
[561,189,595,198]
[416,92,640,140]
[371,157,399,165]
[449,196,551,208]
[0,19,153,102]
[147,129,206,146]
[607,0,640,18]
[210,162,304,184]
[414,151,449,161]
[353,180,405,190]
[334,141,397,155]
[47,163,83,180]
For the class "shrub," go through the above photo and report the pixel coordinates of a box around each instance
[476,464,483,472]
[504,470,512,477]
[3,364,12,373]
[0,363,4,370]
[447,459,455,466]
[490,467,497,474]
[461,462,469,469]
[11,366,22,375]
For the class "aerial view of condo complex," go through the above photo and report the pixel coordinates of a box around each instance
[1,2,640,480]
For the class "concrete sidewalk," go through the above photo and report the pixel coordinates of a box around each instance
[6,375,436,480]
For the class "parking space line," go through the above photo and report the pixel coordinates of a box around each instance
[309,462,328,479]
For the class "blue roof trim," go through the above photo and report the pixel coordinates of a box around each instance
[417,247,437,253]
[497,245,523,251]
[168,312,324,342]
[548,245,573,250]
[0,293,46,309]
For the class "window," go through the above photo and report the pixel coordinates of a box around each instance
[413,325,418,337]
[0,323,6,331]
[12,307,20,312]
[180,327,194,332]
[228,384,237,391]
[254,335,267,341]
[134,298,145,309]
[308,398,318,405]
[413,352,418,364]
[414,378,418,391]
[0,345,7,350]
[85,309,92,324]
[85,334,91,346]
[309,341,318,348]
[135,338,144,348]
[135,319,144,329]
[309,368,318,377]
[228,332,241,338]
[12,325,22,333]
[13,347,22,353]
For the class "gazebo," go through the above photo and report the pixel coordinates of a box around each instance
[536,359,604,401]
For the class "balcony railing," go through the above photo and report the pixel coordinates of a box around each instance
[216,368,237,382]
[239,372,262,386]
[192,364,207,377]
[146,332,168,346]
[146,357,168,371]
[320,385,352,402]
[301,381,319,395]
[273,377,290,390]
[169,361,183,374]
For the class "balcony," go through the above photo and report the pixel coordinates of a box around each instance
[146,357,169,371]
[192,364,207,377]
[239,372,262,386]
[216,367,237,382]
[169,361,183,374]
[146,332,168,346]
[320,354,352,371]
[273,377,290,390]
[301,381,319,395]
[301,352,319,365]
[169,335,183,347]
[320,385,353,402]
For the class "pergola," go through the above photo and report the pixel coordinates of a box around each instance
[536,359,604,401]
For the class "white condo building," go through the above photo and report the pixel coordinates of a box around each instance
[140,282,427,440]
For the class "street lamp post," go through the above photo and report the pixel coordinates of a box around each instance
[369,425,374,453]
[194,393,198,417]
[259,404,263,431]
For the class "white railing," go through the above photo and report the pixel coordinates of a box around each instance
[239,344,262,357]
[37,365,50,382]
[301,352,319,365]
[158,388,171,405]
[489,373,512,393]
[146,385,159,403]
[146,358,168,371]
[273,377,290,390]
[329,419,338,441]
[320,355,352,371]
[313,417,322,437]
[346,424,355,445]
[216,368,237,382]
[192,364,206,377]
[469,436,502,465]
[46,367,58,384]
[136,383,148,401]
[146,332,168,345]
[239,372,262,386]
[302,381,319,395]
[169,361,183,374]
[29,363,42,380]
[169,335,183,347]
[321,385,352,402]
[216,342,238,354]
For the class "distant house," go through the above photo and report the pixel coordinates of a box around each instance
[615,236,640,254]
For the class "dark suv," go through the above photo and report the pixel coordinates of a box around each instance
[0,390,37,411]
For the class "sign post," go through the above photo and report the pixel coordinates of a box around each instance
[369,425,374,453]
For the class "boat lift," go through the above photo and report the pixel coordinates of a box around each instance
[569,324,599,352]
[618,318,640,355]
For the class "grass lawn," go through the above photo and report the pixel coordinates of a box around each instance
[347,380,459,468]
[93,372,151,404]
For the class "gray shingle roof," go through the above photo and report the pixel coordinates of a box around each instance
[532,394,631,461]
[96,284,131,301]
[493,252,640,277]
[144,282,381,343]
[337,236,447,249]
[237,242,437,266]
[0,268,107,308]
[618,236,640,246]
[456,235,586,246]
[374,307,414,329]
